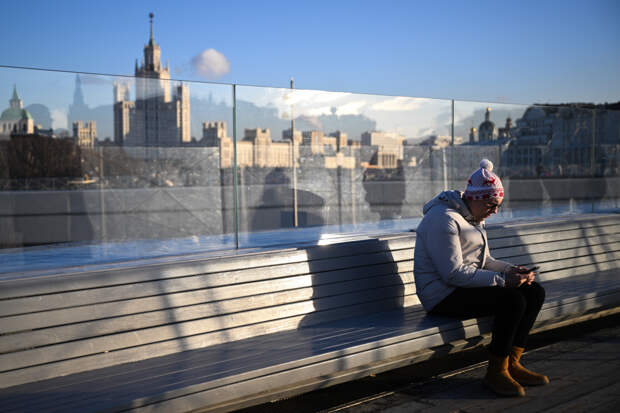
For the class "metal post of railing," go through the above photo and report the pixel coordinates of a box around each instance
[591,109,597,212]
[451,100,455,146]
[442,147,448,191]
[450,99,455,187]
[591,109,596,177]
[99,146,106,243]
[232,84,239,248]
[351,167,356,225]
[290,78,298,227]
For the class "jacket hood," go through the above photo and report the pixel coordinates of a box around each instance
[423,190,475,222]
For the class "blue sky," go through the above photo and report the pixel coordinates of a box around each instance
[1,0,618,105]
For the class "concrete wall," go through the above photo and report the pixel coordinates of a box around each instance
[2,175,618,248]
[1,187,225,247]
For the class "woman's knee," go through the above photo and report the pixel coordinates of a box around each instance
[498,288,527,315]
[522,281,546,305]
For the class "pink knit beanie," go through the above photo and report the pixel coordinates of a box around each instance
[464,159,504,200]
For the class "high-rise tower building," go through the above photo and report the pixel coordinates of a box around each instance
[67,75,92,133]
[114,13,191,146]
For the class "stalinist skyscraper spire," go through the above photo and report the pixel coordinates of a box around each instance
[149,12,154,44]
[68,74,91,131]
[114,13,190,146]
[135,12,170,102]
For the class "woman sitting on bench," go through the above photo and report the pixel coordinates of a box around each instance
[413,159,549,397]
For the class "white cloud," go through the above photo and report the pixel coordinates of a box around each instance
[282,91,365,116]
[370,97,424,112]
[191,49,231,79]
[281,89,351,107]
[51,108,67,129]
[304,106,334,117]
[336,100,368,116]
[248,89,355,118]
[417,127,436,137]
[239,88,453,137]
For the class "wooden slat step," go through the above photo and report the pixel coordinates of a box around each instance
[534,251,620,274]
[488,224,620,249]
[0,237,415,299]
[0,280,417,373]
[0,255,414,316]
[0,292,419,389]
[0,275,416,352]
[540,270,619,302]
[0,262,415,332]
[499,243,620,268]
[490,236,620,259]
[539,260,620,282]
[485,214,620,238]
[0,306,432,412]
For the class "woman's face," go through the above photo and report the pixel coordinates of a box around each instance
[469,197,503,222]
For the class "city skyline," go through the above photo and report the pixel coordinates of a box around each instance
[1,8,618,147]
[0,0,618,106]
[0,78,534,144]
[0,21,539,145]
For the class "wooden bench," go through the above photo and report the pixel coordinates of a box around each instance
[1,213,619,412]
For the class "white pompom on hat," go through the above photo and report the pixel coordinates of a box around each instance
[464,159,504,200]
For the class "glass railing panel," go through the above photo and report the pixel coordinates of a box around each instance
[451,100,528,177]
[0,67,235,275]
[452,100,620,221]
[451,100,530,221]
[592,106,620,212]
[2,65,618,275]
[235,85,453,247]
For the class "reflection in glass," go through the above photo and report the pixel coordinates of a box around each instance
[234,85,454,247]
[0,63,235,274]
[1,60,619,275]
[453,101,620,219]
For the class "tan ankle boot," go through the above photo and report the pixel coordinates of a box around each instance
[484,353,525,397]
[509,347,549,386]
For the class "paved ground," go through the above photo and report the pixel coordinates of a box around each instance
[239,314,620,413]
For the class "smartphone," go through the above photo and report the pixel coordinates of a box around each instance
[525,266,540,273]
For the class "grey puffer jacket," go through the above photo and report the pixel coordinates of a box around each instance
[413,190,512,311]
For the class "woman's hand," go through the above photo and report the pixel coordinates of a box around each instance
[505,266,535,287]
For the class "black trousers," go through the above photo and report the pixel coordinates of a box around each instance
[429,282,546,357]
